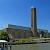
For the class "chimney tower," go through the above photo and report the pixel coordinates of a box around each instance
[31,7,37,37]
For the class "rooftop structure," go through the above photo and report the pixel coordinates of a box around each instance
[4,24,30,30]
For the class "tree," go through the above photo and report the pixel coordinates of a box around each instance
[0,32,10,42]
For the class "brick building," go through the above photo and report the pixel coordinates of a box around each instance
[0,7,49,38]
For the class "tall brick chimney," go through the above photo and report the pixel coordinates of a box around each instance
[31,7,37,37]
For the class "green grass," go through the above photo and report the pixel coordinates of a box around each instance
[13,37,39,42]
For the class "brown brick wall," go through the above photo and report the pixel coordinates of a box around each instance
[4,28,31,38]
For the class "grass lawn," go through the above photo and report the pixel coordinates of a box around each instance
[13,37,39,42]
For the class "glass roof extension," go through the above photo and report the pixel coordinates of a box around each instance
[4,24,31,30]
